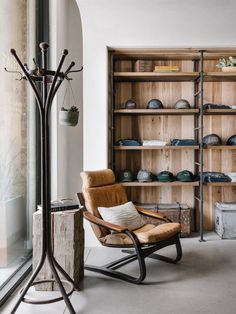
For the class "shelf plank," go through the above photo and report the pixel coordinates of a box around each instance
[204,109,236,115]
[114,109,199,115]
[114,145,236,150]
[204,146,236,150]
[204,72,236,82]
[114,72,200,82]
[114,109,236,115]
[204,182,236,186]
[114,145,199,150]
[121,181,199,187]
[111,48,236,60]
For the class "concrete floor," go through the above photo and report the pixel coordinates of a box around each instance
[2,233,236,314]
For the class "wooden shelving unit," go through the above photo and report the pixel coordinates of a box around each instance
[109,48,236,239]
[115,145,236,150]
[114,145,199,150]
[204,72,236,82]
[204,146,236,150]
[204,109,236,115]
[114,71,199,82]
[114,109,199,115]
[205,182,236,186]
[122,181,199,187]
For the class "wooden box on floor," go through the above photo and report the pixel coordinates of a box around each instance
[33,209,84,291]
[136,203,191,237]
[157,208,191,237]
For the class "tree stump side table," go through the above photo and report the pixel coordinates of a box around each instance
[33,208,84,291]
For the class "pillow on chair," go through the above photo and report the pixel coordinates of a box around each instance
[98,201,145,231]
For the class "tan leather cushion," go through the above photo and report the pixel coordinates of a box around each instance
[81,169,115,188]
[100,223,181,245]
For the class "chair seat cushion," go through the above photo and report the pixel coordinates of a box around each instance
[100,223,181,246]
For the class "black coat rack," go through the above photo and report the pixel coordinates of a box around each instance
[6,42,82,314]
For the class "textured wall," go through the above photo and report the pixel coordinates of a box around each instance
[50,0,83,200]
[76,0,236,246]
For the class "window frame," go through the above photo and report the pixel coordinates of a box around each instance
[0,0,49,306]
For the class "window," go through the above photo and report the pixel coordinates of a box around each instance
[0,0,48,305]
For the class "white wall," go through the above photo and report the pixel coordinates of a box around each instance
[76,0,236,246]
[50,0,83,200]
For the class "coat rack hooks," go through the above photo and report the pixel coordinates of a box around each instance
[4,67,25,80]
[6,42,82,314]
[65,65,83,80]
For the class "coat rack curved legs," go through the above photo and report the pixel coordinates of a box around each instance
[7,42,81,314]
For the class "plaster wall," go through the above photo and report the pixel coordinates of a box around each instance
[50,0,83,201]
[77,0,236,246]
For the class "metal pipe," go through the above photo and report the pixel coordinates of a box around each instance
[199,50,205,241]
[111,53,116,171]
[193,60,198,232]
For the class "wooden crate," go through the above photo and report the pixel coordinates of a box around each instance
[33,209,84,291]
[215,202,236,239]
[157,208,191,237]
[136,203,191,237]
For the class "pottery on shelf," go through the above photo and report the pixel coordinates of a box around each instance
[221,66,236,72]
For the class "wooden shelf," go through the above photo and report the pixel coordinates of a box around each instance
[204,109,236,115]
[204,72,236,82]
[115,109,236,115]
[111,48,236,60]
[114,109,199,115]
[110,47,236,232]
[204,146,236,150]
[115,146,236,150]
[204,182,236,186]
[114,72,200,82]
[114,145,199,150]
[121,181,199,187]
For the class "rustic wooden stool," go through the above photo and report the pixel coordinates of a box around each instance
[33,208,84,291]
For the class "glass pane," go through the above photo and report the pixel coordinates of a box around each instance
[0,0,36,290]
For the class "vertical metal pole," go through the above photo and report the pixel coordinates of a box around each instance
[111,53,116,172]
[41,43,76,314]
[193,60,198,232]
[199,50,205,241]
[40,43,50,246]
[40,43,49,267]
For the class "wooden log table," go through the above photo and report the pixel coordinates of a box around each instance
[33,208,84,291]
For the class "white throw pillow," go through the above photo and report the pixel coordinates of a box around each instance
[98,201,144,231]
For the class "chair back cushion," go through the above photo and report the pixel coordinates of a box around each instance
[81,169,116,188]
[80,170,128,239]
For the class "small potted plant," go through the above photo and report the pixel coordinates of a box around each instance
[59,106,79,126]
[216,56,236,72]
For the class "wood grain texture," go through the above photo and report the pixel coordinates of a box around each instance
[111,54,236,231]
[202,59,236,229]
[33,210,84,291]
[114,109,199,114]
[114,72,199,82]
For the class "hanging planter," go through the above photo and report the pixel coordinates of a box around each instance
[59,80,80,127]
[59,106,79,127]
